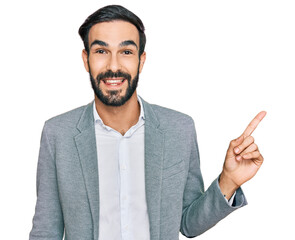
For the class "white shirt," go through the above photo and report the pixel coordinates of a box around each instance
[93,97,150,240]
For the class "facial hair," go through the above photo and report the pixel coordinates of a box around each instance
[89,65,139,107]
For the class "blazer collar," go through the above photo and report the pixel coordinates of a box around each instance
[140,96,160,129]
[76,96,160,131]
[76,101,95,132]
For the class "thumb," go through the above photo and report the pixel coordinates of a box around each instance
[230,135,244,149]
[226,135,244,159]
[236,135,244,144]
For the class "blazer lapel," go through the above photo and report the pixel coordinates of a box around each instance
[142,98,164,240]
[74,101,100,240]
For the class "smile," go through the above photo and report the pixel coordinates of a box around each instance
[102,78,126,86]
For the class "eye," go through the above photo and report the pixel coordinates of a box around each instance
[122,50,133,55]
[95,49,106,54]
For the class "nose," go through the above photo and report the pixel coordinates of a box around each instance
[106,54,121,72]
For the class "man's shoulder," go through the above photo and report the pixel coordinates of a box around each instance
[44,102,91,130]
[148,102,195,130]
[150,103,192,119]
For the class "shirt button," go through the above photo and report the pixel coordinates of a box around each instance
[121,165,127,170]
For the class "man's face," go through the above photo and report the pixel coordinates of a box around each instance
[82,21,146,106]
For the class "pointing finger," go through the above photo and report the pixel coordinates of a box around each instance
[242,111,267,137]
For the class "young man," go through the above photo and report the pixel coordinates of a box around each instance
[29,5,266,240]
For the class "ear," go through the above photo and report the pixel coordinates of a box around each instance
[82,49,89,72]
[139,51,146,73]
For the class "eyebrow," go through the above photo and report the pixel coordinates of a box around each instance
[90,39,138,50]
[119,40,138,49]
[90,40,108,49]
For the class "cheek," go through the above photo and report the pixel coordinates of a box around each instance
[88,55,108,74]
[122,58,140,75]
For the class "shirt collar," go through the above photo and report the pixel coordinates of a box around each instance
[93,95,145,126]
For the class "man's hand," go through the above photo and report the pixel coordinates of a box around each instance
[219,111,267,200]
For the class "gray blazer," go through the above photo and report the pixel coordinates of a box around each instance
[29,97,247,240]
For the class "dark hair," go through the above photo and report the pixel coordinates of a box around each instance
[78,5,146,56]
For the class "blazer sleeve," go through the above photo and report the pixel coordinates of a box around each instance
[180,118,247,238]
[29,122,64,240]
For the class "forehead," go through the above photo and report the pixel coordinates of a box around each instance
[88,21,140,47]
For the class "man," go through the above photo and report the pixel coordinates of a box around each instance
[29,5,266,240]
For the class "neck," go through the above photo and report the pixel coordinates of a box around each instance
[94,92,140,135]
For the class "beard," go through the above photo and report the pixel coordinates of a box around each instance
[89,65,139,107]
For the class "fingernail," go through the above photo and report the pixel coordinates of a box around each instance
[236,155,242,161]
[234,147,240,154]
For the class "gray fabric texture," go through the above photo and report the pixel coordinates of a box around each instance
[29,97,247,240]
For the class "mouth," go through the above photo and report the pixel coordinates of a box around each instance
[101,78,126,87]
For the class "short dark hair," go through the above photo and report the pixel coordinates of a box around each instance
[78,5,146,56]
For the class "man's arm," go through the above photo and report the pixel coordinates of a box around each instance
[29,123,64,240]
[180,118,247,238]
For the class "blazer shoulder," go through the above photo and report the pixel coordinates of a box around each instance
[44,102,90,130]
[149,103,195,130]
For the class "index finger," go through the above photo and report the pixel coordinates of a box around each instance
[242,111,267,137]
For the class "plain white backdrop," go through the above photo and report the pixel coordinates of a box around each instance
[0,0,294,239]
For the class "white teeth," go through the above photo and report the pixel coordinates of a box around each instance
[105,79,123,83]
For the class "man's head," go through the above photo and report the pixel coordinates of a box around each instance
[79,5,146,106]
[79,5,146,57]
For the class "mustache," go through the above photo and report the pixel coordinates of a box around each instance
[96,70,131,82]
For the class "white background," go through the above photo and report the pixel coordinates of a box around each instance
[0,0,294,239]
